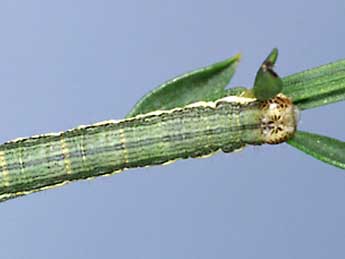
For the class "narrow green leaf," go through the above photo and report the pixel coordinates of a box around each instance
[126,54,243,117]
[253,48,283,100]
[287,131,345,169]
[282,59,345,110]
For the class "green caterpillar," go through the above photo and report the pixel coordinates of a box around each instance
[0,93,298,202]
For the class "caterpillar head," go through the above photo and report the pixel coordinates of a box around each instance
[260,94,299,144]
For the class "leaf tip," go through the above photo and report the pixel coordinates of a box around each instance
[220,53,241,68]
[234,53,242,62]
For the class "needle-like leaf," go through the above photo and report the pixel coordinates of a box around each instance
[126,54,244,117]
[282,59,345,110]
[288,131,345,169]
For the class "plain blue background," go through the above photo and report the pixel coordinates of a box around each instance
[0,1,344,259]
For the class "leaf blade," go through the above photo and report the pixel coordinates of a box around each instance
[253,48,283,100]
[287,130,345,169]
[282,59,345,110]
[126,54,243,117]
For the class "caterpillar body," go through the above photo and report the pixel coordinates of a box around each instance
[0,94,298,202]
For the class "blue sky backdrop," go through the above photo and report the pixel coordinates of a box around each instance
[0,1,344,258]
